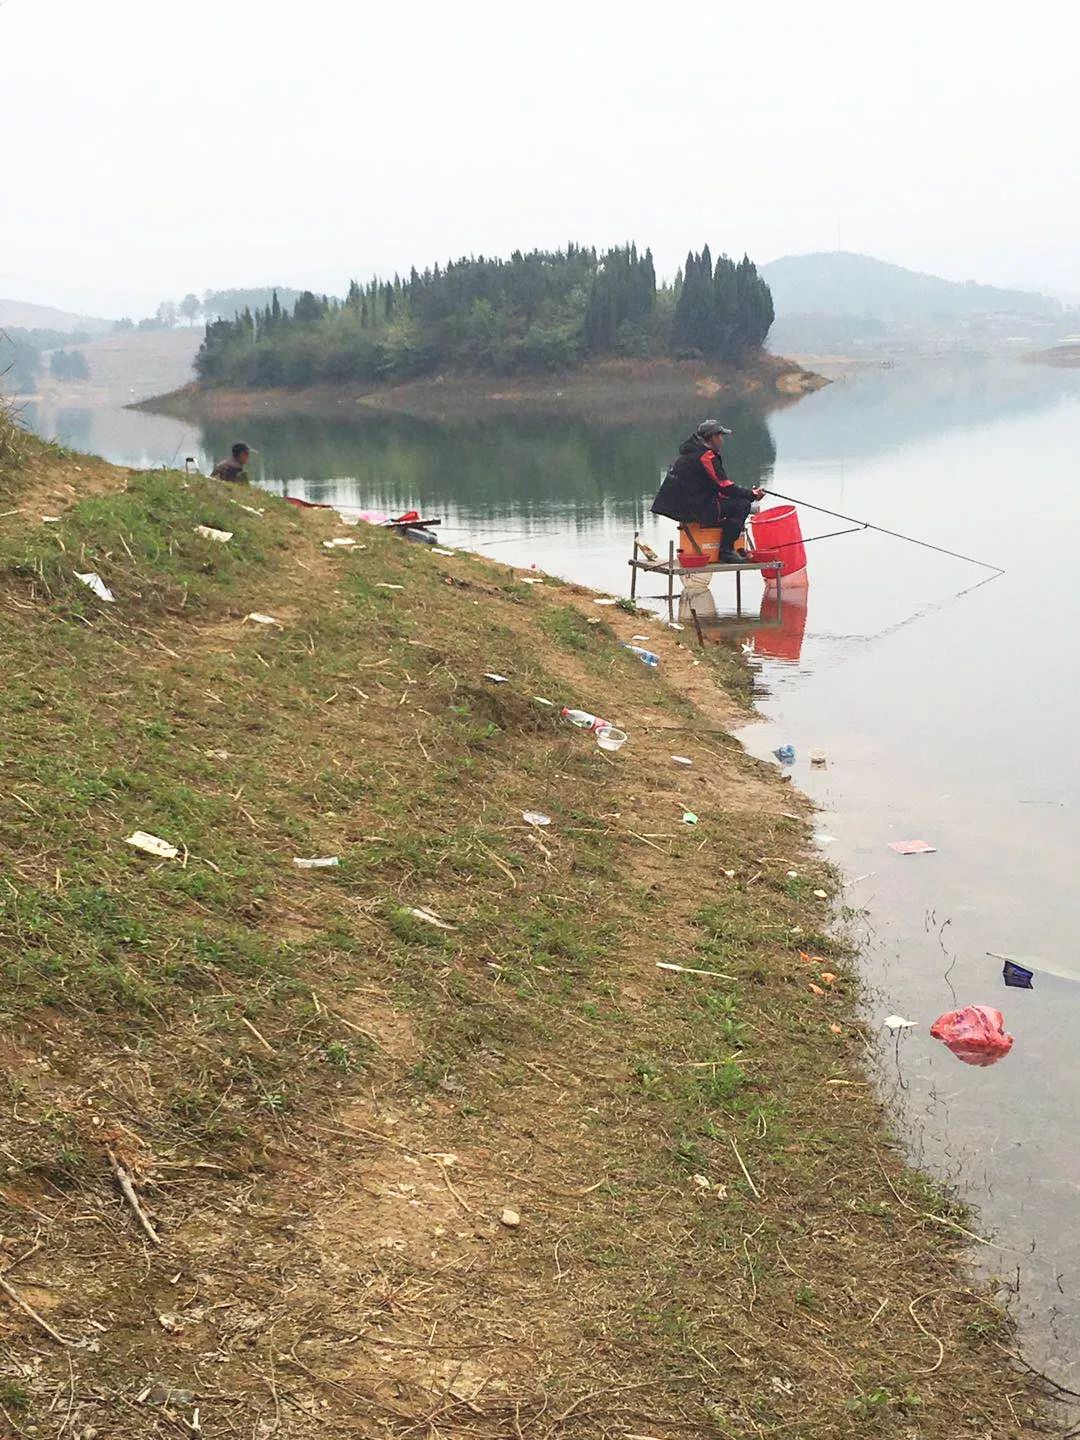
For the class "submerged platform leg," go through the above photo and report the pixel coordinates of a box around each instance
[735,568,742,617]
[667,540,675,621]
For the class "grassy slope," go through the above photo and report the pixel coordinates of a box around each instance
[0,429,1043,1438]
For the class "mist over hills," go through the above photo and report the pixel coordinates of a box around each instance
[762,251,1063,353]
[0,297,113,335]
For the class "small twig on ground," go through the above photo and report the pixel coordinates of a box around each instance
[875,1158,992,1247]
[107,1146,161,1246]
[240,1015,277,1054]
[908,1292,946,1374]
[436,1160,473,1215]
[0,1271,77,1346]
[730,1137,761,1200]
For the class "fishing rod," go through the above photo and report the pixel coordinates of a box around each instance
[762,488,1006,575]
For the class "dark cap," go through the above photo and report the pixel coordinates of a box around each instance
[696,420,733,439]
[231,442,251,459]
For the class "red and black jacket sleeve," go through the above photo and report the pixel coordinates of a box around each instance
[699,449,755,502]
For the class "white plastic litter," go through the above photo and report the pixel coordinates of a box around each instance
[519,576,543,584]
[244,612,283,627]
[376,583,404,590]
[407,906,456,930]
[813,888,829,899]
[322,537,357,548]
[809,748,827,765]
[523,811,552,827]
[293,856,340,869]
[596,726,627,752]
[884,1015,918,1031]
[631,634,651,642]
[125,831,179,860]
[666,621,685,631]
[483,673,509,683]
[532,696,554,706]
[671,755,693,767]
[432,547,456,556]
[194,525,233,543]
[814,834,838,844]
[75,572,115,602]
[594,598,617,606]
[41,515,61,523]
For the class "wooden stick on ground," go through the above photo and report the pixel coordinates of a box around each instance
[0,1272,77,1346]
[107,1147,161,1246]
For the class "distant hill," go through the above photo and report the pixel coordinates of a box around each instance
[0,297,112,335]
[762,252,1058,322]
[761,251,1062,354]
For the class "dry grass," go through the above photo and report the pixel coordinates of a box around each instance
[0,451,1051,1439]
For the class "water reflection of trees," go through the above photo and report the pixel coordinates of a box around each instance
[200,408,777,524]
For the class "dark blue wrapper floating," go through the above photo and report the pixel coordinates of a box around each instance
[1002,960,1034,990]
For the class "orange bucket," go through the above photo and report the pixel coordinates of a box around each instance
[678,522,723,569]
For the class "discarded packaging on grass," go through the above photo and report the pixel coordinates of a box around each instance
[889,840,937,855]
[682,812,698,825]
[561,708,612,732]
[244,612,283,627]
[930,1004,1014,1066]
[594,598,618,606]
[293,856,340,869]
[194,525,233,543]
[124,831,179,860]
[432,547,456,557]
[75,571,115,603]
[774,745,795,764]
[483,672,509,683]
[883,1015,918,1031]
[406,905,457,930]
[322,537,357,549]
[596,726,627,752]
[376,583,404,590]
[518,575,543,583]
[671,755,693,767]
[523,811,552,827]
[624,643,659,668]
[533,696,554,707]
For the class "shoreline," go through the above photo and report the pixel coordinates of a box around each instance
[0,430,1048,1435]
[133,353,828,423]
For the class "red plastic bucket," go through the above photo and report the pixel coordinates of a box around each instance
[749,505,807,583]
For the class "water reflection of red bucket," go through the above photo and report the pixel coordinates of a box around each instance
[750,505,807,583]
[753,588,808,664]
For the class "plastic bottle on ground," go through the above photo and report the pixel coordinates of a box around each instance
[624,644,660,668]
[561,708,613,733]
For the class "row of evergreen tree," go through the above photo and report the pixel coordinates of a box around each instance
[195,243,774,388]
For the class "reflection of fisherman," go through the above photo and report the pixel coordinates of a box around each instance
[651,420,764,563]
[210,442,252,483]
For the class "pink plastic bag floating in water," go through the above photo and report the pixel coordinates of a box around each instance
[930,1005,1014,1067]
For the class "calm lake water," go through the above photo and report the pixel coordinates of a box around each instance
[25,357,1080,1393]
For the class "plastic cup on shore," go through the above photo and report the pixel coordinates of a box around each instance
[596,725,627,752]
[809,747,827,765]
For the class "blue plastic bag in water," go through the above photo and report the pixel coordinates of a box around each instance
[1002,960,1034,989]
[774,745,796,764]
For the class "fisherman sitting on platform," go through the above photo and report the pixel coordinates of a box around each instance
[651,420,763,563]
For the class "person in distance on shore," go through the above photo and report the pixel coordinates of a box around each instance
[651,420,764,562]
[210,442,252,483]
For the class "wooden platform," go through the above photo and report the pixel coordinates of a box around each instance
[628,534,782,619]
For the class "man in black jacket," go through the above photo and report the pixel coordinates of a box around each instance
[651,420,763,562]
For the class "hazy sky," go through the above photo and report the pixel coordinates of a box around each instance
[4,0,1077,317]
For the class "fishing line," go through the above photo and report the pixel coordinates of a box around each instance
[763,488,1006,574]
